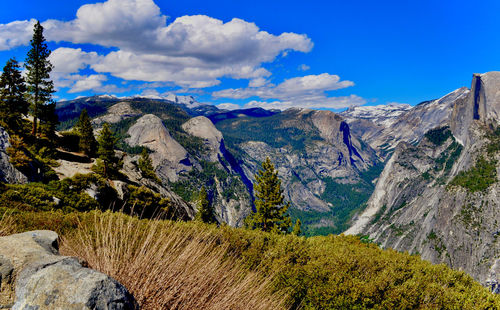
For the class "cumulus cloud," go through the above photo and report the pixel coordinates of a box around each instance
[49,47,101,74]
[68,74,108,93]
[242,95,366,110]
[216,103,242,110]
[0,19,36,51]
[0,0,365,109]
[248,77,269,88]
[213,73,362,110]
[213,73,354,100]
[0,0,312,89]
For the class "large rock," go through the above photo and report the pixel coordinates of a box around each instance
[92,101,141,127]
[346,72,500,290]
[0,127,27,184]
[451,72,500,145]
[126,114,191,182]
[182,116,223,162]
[0,230,137,309]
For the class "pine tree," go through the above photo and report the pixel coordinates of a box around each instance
[245,157,291,234]
[25,21,55,138]
[292,219,302,236]
[38,101,58,140]
[94,123,122,178]
[76,109,97,157]
[0,58,28,132]
[195,186,215,223]
[138,148,160,183]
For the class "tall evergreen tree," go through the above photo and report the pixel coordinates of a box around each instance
[195,186,215,223]
[76,109,97,157]
[245,157,291,234]
[0,58,28,131]
[25,21,55,137]
[138,147,160,183]
[94,123,122,178]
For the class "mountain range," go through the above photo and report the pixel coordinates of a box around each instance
[2,73,500,291]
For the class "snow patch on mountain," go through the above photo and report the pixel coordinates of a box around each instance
[341,104,412,127]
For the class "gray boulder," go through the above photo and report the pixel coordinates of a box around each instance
[0,127,28,184]
[0,230,137,310]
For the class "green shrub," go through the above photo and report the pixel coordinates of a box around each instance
[424,126,452,146]
[449,156,497,192]
[1,210,499,309]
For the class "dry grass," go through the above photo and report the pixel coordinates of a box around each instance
[60,211,289,310]
[0,211,17,236]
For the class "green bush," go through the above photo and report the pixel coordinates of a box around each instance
[4,211,499,310]
[450,156,497,192]
[0,173,116,213]
[424,126,452,146]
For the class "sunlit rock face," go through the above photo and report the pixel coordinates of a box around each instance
[347,72,500,290]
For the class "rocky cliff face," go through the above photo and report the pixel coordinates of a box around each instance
[343,88,470,158]
[346,72,500,288]
[215,108,381,234]
[127,114,191,183]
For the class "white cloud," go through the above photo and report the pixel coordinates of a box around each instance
[213,73,363,110]
[0,0,364,109]
[68,74,108,93]
[44,0,165,49]
[0,19,36,51]
[49,47,101,74]
[0,0,313,89]
[298,64,310,71]
[42,0,311,88]
[242,95,366,110]
[213,73,354,100]
[248,77,269,88]
[216,103,242,110]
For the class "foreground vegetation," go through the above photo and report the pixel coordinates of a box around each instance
[1,210,499,309]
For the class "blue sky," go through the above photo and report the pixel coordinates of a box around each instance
[1,0,500,110]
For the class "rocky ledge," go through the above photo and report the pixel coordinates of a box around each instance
[0,230,137,310]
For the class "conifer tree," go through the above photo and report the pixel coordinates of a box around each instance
[76,109,97,157]
[245,157,291,234]
[0,58,28,132]
[195,186,215,223]
[38,101,58,140]
[94,123,122,178]
[138,147,160,183]
[25,21,55,138]
[292,219,302,236]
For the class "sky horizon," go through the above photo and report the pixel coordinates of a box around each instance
[1,0,500,111]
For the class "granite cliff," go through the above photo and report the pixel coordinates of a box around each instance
[346,72,500,289]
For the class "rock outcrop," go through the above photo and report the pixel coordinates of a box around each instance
[126,114,191,182]
[0,230,137,309]
[182,116,223,162]
[92,101,141,127]
[121,154,196,220]
[346,72,500,289]
[0,127,27,184]
[182,116,251,226]
[215,108,381,232]
[343,87,470,158]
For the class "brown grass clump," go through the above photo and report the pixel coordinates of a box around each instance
[60,211,289,310]
[0,211,17,236]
